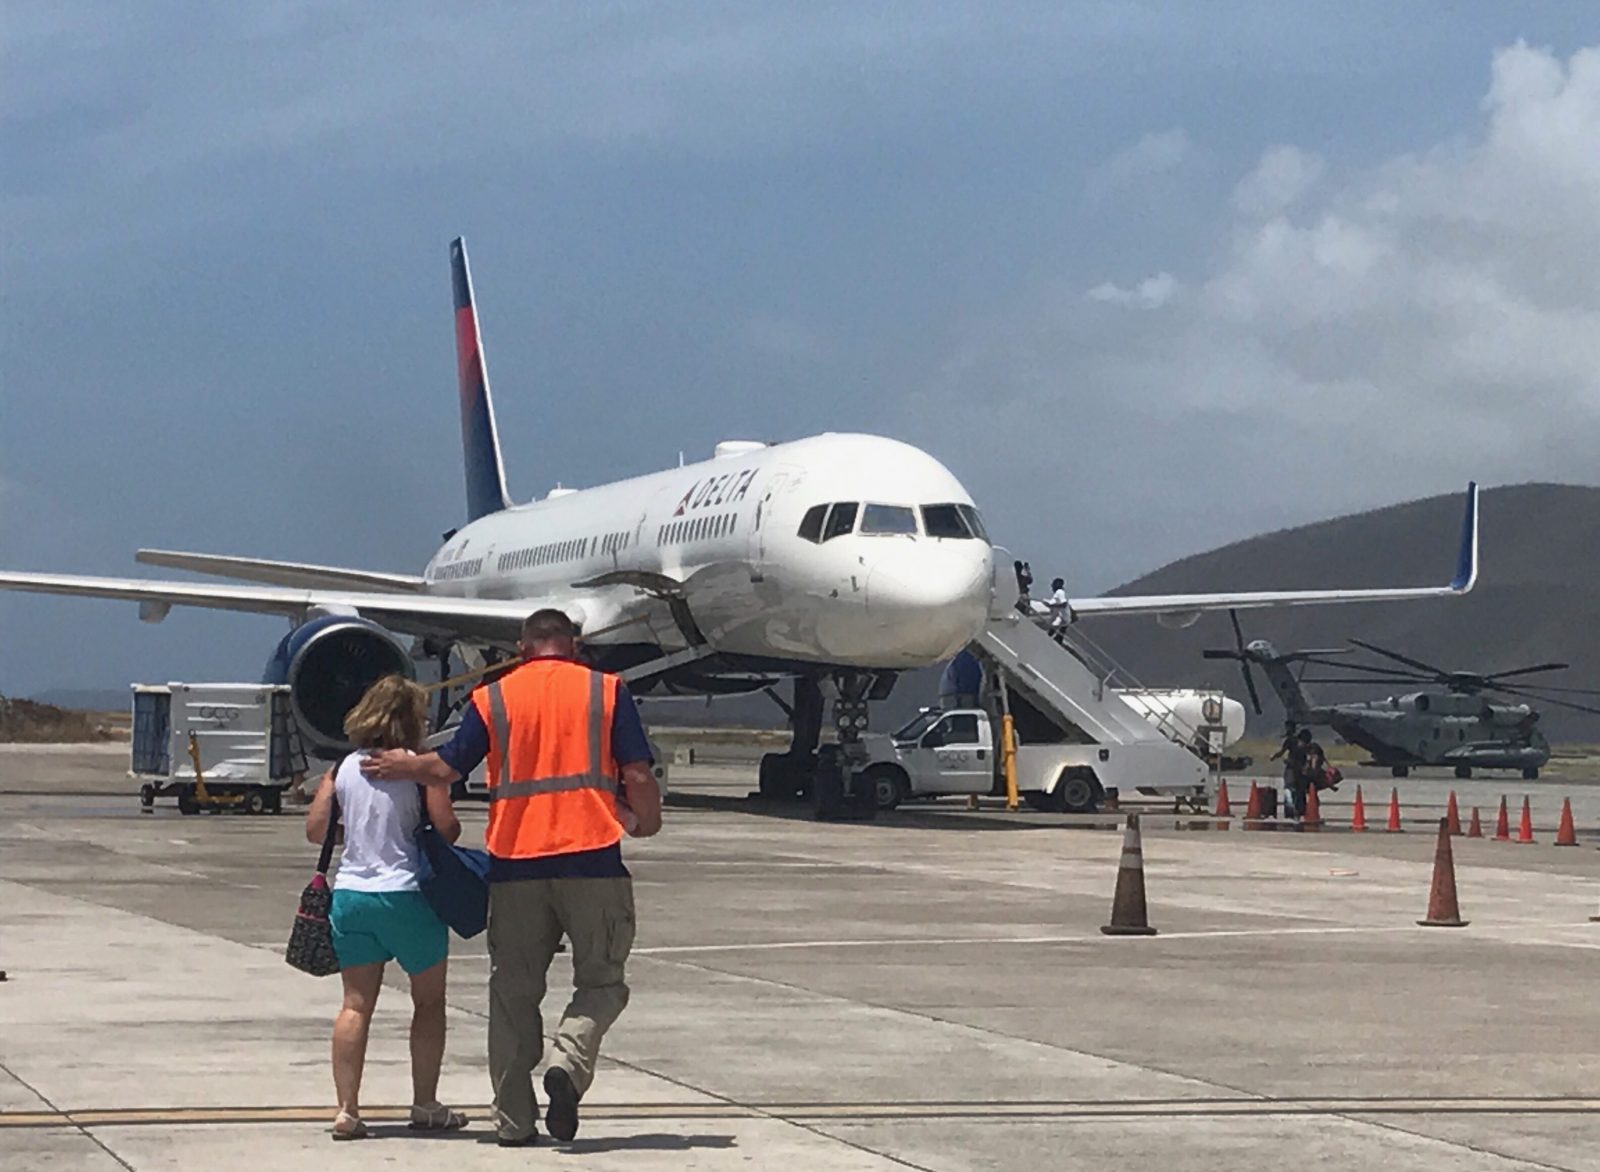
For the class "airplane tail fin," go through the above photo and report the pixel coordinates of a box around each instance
[451,237,513,522]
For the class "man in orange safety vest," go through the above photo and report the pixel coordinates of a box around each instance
[364,609,662,1146]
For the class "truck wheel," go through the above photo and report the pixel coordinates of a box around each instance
[1522,767,1540,780]
[1054,770,1100,814]
[1391,765,1409,778]
[863,765,907,812]
[1453,765,1473,780]
[243,790,268,816]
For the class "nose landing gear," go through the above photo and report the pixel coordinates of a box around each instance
[757,672,894,820]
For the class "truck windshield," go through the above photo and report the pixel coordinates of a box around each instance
[893,711,941,742]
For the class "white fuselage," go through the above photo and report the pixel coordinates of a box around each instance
[421,433,994,670]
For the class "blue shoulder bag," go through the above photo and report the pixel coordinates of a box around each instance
[414,786,491,938]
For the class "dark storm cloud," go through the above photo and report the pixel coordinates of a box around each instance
[2,4,1597,691]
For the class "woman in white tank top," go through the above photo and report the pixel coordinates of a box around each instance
[305,676,466,1141]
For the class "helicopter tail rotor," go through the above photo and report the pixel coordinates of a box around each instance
[1201,609,1265,716]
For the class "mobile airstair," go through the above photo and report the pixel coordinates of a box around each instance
[970,579,1210,805]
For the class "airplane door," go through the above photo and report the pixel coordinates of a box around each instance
[750,471,789,570]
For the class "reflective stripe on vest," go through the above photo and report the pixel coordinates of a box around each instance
[472,660,622,858]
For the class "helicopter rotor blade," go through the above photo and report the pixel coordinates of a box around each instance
[1347,638,1450,677]
[1296,657,1436,681]
[1240,662,1263,715]
[1480,662,1571,681]
[1484,683,1600,717]
[1224,607,1263,716]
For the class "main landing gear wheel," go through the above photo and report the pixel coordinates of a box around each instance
[1391,765,1410,778]
[759,753,808,800]
[1523,767,1540,780]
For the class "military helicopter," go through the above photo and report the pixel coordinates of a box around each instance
[1204,615,1600,779]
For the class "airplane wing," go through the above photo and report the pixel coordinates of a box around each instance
[137,549,427,593]
[1068,482,1479,621]
[0,571,532,641]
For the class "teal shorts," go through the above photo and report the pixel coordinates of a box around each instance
[330,889,448,975]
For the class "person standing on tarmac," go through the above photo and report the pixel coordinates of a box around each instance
[362,609,663,1147]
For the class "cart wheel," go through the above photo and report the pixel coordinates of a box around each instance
[264,788,283,814]
[139,783,156,811]
[177,790,199,816]
[243,790,268,816]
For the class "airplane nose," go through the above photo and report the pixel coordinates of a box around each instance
[864,545,992,660]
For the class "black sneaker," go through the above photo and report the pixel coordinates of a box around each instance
[543,1066,580,1142]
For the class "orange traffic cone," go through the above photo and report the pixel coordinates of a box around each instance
[1418,817,1469,928]
[1101,814,1158,937]
[1493,796,1511,841]
[1516,796,1535,844]
[1445,791,1462,836]
[1466,806,1482,839]
[1555,799,1578,847]
[1386,788,1404,833]
[1302,781,1323,830]
[1350,785,1368,832]
[1214,779,1232,829]
[1244,781,1263,830]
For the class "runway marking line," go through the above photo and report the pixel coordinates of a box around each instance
[3,1097,1597,1129]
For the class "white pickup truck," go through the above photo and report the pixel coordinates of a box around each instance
[856,707,1209,813]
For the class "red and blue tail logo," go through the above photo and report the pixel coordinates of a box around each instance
[451,238,511,522]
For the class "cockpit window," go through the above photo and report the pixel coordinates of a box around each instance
[797,504,827,543]
[956,504,989,543]
[921,504,971,539]
[822,501,859,541]
[860,504,918,535]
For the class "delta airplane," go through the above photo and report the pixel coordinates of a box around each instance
[0,239,1479,805]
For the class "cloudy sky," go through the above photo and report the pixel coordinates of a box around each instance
[3,3,1598,695]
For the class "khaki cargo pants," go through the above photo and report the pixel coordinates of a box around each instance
[487,876,635,1141]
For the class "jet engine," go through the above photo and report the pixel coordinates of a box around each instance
[263,616,415,756]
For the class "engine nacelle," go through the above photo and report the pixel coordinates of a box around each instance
[263,616,415,756]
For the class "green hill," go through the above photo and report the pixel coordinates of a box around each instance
[1090,483,1600,741]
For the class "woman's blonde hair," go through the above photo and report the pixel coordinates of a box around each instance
[342,675,429,751]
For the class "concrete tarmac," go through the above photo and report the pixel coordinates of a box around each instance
[1,744,1598,1170]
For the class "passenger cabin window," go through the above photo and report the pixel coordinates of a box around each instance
[822,502,859,541]
[861,504,918,535]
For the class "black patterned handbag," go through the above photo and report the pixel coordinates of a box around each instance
[286,794,341,976]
